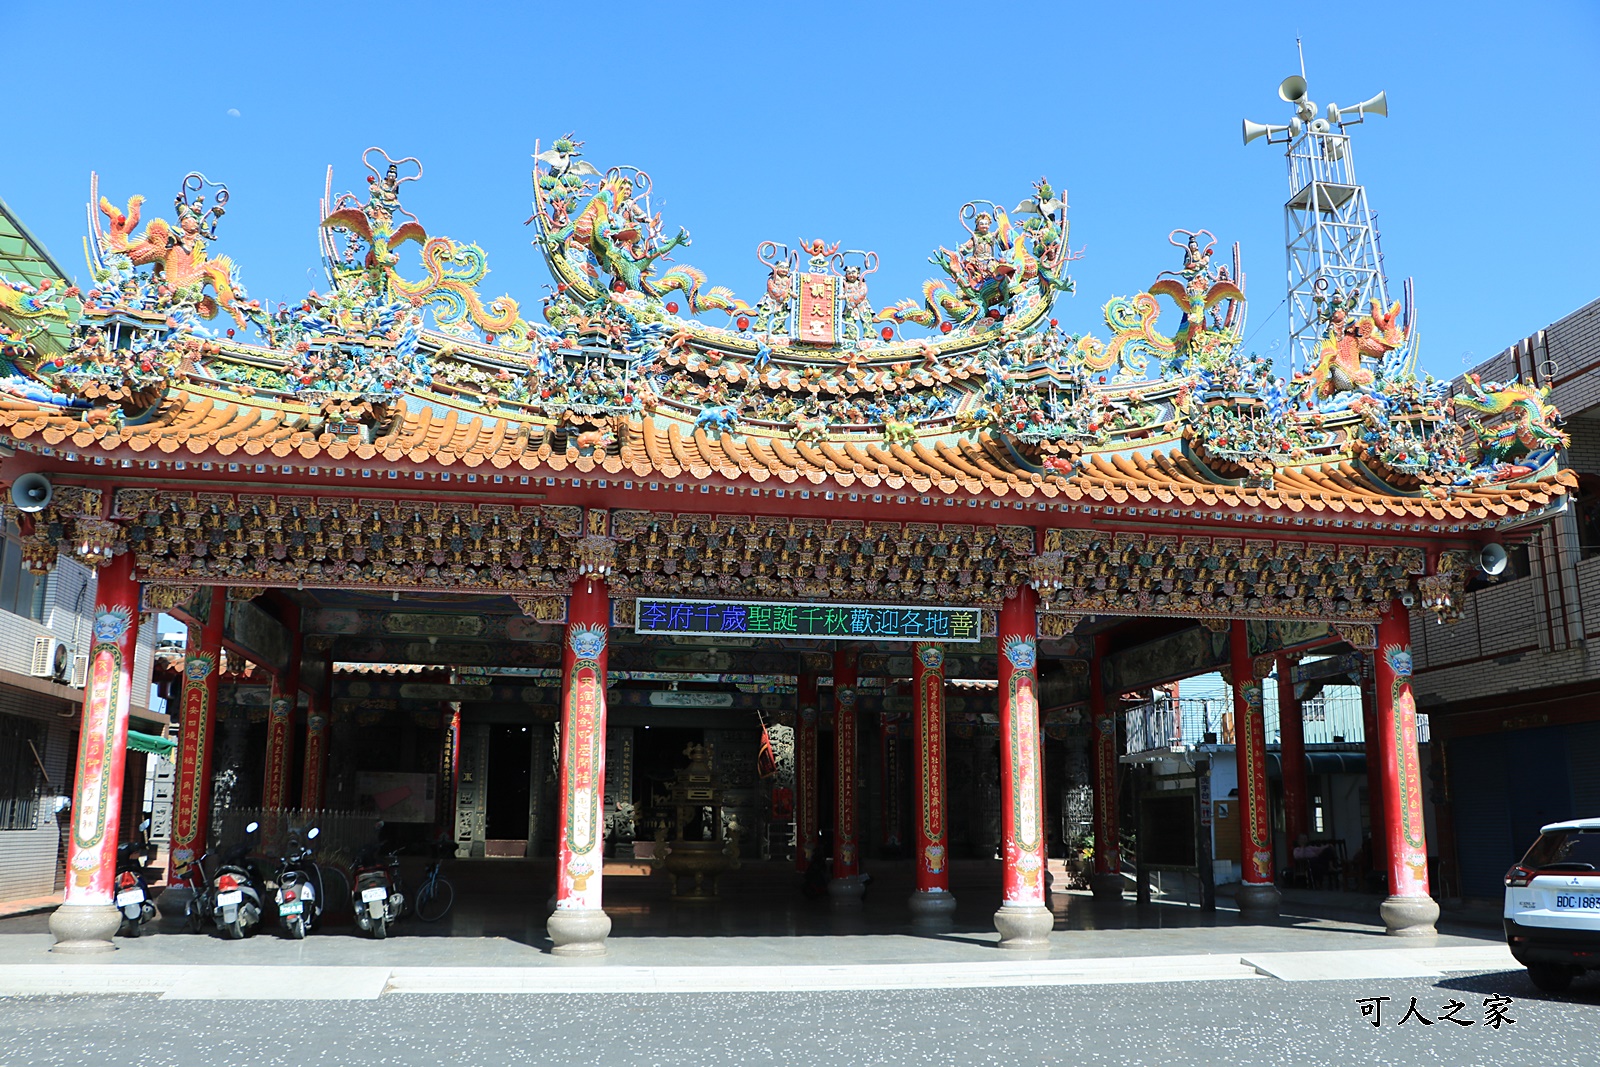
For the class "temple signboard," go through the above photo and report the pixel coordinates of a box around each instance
[634,598,982,643]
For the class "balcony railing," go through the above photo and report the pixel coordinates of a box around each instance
[1123,686,1426,755]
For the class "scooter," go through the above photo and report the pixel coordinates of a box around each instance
[175,848,212,933]
[209,820,267,940]
[273,826,323,940]
[114,835,158,938]
[351,823,404,939]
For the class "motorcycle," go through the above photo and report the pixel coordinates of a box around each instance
[175,848,212,933]
[273,826,324,940]
[114,834,158,938]
[351,823,405,939]
[209,820,267,940]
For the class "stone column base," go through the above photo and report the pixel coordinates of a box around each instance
[49,903,120,953]
[547,907,612,956]
[1090,872,1124,902]
[1379,895,1440,937]
[908,890,957,924]
[993,904,1053,949]
[1234,882,1282,919]
[827,875,866,906]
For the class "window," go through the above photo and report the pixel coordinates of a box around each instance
[0,716,46,830]
[0,537,47,621]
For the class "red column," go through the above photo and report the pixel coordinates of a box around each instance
[1088,632,1121,900]
[830,647,863,900]
[909,643,955,919]
[995,586,1051,947]
[548,577,612,955]
[1277,653,1309,849]
[1229,620,1280,915]
[1375,600,1439,935]
[49,552,140,952]
[300,646,332,811]
[168,587,225,884]
[1360,667,1388,876]
[261,603,301,812]
[794,672,819,872]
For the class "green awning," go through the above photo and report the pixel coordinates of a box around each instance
[127,730,176,756]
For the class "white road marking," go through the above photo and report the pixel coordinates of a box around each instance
[0,946,1519,998]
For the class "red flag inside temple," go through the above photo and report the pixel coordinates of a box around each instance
[757,718,777,779]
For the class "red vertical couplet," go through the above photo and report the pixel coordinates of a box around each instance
[999,587,1046,907]
[63,553,140,906]
[261,603,301,812]
[300,709,328,811]
[556,578,610,912]
[832,648,859,881]
[1376,601,1430,899]
[911,643,949,894]
[794,673,818,871]
[440,704,462,839]
[1229,621,1274,887]
[169,587,225,882]
[1277,653,1310,848]
[1088,633,1119,878]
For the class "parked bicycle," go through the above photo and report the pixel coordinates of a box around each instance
[413,835,455,923]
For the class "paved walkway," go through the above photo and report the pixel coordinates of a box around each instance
[0,862,1520,999]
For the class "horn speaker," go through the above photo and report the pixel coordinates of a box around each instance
[1477,543,1509,577]
[9,473,52,513]
[1278,75,1308,103]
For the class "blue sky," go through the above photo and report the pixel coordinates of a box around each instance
[4,1,1595,381]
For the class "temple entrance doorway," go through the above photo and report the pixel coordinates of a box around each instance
[484,724,534,856]
[633,724,702,822]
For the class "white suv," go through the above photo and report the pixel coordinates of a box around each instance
[1504,818,1600,992]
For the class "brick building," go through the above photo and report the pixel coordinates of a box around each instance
[1412,294,1600,899]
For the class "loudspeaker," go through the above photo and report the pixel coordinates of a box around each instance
[1478,543,1509,577]
[1242,119,1291,146]
[1278,75,1308,103]
[1352,90,1388,118]
[9,473,52,513]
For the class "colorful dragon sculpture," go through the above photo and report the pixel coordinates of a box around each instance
[1456,372,1569,463]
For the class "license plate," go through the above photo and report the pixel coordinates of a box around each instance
[1555,893,1600,910]
[115,890,144,907]
[361,886,388,903]
[217,889,243,906]
[279,901,303,915]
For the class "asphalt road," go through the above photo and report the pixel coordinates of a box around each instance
[3,969,1598,1067]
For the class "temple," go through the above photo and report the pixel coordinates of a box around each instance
[0,115,1574,954]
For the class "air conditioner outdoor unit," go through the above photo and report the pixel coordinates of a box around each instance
[30,636,67,680]
[69,652,90,689]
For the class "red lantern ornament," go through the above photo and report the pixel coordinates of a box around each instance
[613,281,626,293]
[939,322,953,334]
[1050,319,1059,328]
[880,326,894,341]
[666,301,680,314]
[988,308,1002,320]
[226,328,235,338]
[737,316,750,331]
[557,283,568,293]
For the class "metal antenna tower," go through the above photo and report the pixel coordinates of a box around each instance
[1243,62,1390,378]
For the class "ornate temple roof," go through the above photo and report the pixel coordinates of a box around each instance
[0,138,1576,622]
